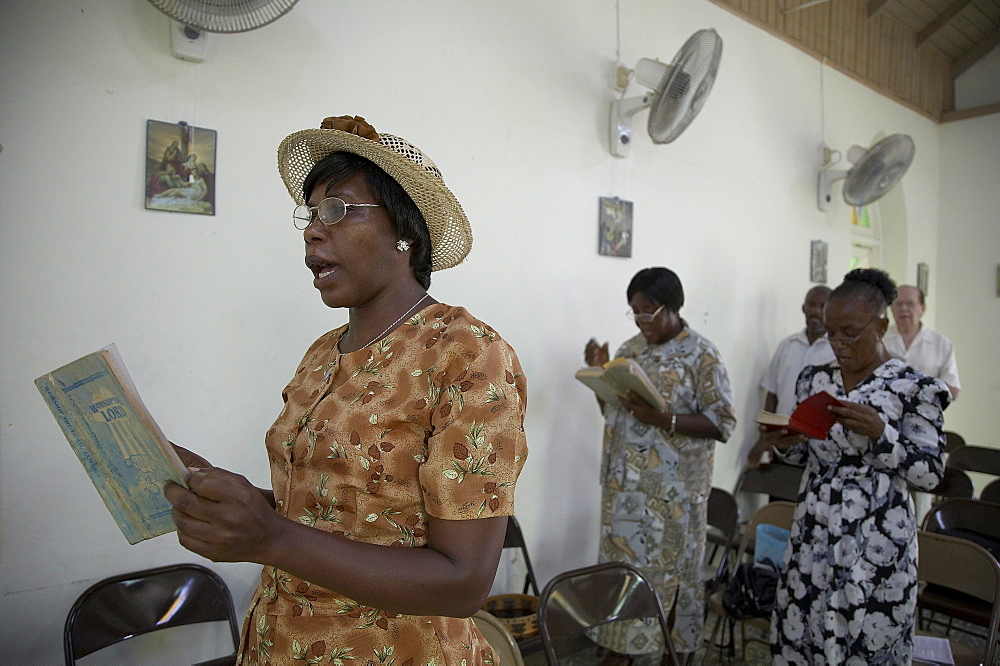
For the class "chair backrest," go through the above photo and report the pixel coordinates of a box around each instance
[706,486,740,584]
[917,530,1000,664]
[708,486,740,544]
[735,463,803,503]
[948,445,1000,477]
[925,466,975,499]
[473,610,525,666]
[922,497,1000,542]
[64,563,240,665]
[538,562,679,665]
[921,497,1000,563]
[503,516,540,596]
[732,501,797,569]
[943,430,966,453]
[982,478,1000,504]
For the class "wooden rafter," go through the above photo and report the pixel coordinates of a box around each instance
[867,0,892,19]
[705,0,998,121]
[954,25,1000,77]
[915,0,974,48]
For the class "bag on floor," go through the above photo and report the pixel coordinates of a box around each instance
[721,559,780,620]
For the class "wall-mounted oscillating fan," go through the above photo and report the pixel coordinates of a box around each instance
[609,28,723,158]
[817,134,915,211]
[146,0,299,61]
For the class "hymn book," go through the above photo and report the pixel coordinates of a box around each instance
[575,357,668,412]
[34,344,187,544]
[755,390,844,439]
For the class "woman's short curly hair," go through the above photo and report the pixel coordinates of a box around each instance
[831,268,897,313]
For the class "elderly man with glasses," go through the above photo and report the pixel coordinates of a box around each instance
[883,284,961,399]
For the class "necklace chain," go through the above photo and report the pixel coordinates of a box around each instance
[325,293,430,382]
[346,293,430,352]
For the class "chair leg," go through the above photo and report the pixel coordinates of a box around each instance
[740,621,748,662]
[703,615,722,665]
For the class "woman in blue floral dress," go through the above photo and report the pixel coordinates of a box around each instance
[750,268,950,664]
[585,267,736,658]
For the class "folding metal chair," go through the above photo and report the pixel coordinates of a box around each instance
[705,487,740,602]
[538,562,680,665]
[917,530,1000,665]
[64,563,240,666]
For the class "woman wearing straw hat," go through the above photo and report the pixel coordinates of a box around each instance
[165,115,528,665]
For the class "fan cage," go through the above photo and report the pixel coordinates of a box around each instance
[843,134,914,205]
[147,0,299,33]
[648,28,723,144]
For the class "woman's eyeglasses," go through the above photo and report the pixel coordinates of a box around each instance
[825,315,883,346]
[626,304,665,324]
[293,197,382,230]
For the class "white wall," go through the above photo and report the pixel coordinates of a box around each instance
[936,114,1000,452]
[1,1,996,662]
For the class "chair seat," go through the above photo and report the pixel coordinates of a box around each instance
[919,584,993,626]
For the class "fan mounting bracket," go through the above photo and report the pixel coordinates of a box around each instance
[610,95,653,158]
[817,168,848,211]
[170,19,208,62]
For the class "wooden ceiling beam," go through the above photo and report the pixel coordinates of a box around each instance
[941,101,1000,122]
[867,0,892,20]
[915,0,974,48]
[953,26,1000,77]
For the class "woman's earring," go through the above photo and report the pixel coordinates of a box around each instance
[396,239,410,252]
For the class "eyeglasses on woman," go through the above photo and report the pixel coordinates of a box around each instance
[293,196,382,230]
[626,304,665,324]
[825,315,884,346]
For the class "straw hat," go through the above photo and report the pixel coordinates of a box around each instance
[277,115,472,271]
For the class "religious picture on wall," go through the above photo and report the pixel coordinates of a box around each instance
[144,119,217,215]
[917,262,929,295]
[598,196,633,257]
[810,240,828,283]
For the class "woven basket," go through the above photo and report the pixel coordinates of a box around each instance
[482,593,539,639]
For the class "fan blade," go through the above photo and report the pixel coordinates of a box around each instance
[648,28,723,144]
[842,134,915,205]
[146,0,299,34]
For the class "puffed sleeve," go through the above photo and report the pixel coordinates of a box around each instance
[419,327,528,520]
[868,371,949,490]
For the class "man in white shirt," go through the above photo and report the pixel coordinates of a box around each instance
[884,284,961,399]
[761,285,836,416]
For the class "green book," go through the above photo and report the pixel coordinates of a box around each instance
[35,344,188,544]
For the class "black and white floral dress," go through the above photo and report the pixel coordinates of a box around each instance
[771,358,949,665]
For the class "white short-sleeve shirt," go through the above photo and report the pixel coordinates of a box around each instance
[883,324,961,390]
[761,330,836,416]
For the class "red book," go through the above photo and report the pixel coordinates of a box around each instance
[755,391,844,439]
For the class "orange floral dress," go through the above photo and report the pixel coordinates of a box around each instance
[237,304,528,666]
